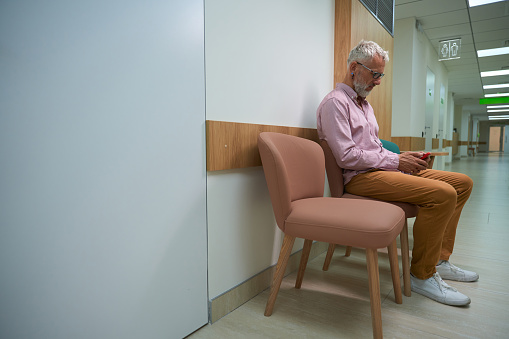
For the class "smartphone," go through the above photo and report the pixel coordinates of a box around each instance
[420,152,431,160]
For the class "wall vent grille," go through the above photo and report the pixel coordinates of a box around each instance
[359,0,394,36]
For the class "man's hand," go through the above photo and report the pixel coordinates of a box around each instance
[398,152,429,174]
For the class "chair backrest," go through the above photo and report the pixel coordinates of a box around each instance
[319,140,345,198]
[380,139,400,154]
[258,132,325,230]
[321,139,401,198]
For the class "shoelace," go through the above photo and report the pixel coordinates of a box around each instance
[433,272,458,292]
[447,262,463,273]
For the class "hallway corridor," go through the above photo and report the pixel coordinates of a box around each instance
[190,153,509,338]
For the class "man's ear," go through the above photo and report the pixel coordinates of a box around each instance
[348,61,357,74]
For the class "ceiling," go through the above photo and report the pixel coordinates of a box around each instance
[395,0,509,116]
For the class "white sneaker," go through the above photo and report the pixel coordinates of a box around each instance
[436,260,479,282]
[411,272,471,306]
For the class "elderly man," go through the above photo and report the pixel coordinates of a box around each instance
[316,40,478,306]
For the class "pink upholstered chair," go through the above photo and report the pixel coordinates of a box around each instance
[320,140,419,297]
[258,132,405,339]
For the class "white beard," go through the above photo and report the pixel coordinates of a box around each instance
[353,78,372,98]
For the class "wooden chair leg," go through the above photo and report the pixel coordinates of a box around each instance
[345,246,352,257]
[322,243,336,271]
[366,248,383,339]
[295,239,313,288]
[387,239,402,304]
[400,221,411,297]
[265,234,296,316]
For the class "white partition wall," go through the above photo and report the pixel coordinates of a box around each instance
[205,0,334,299]
[0,1,207,338]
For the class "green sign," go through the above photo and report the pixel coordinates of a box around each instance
[479,97,509,105]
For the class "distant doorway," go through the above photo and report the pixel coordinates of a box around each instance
[489,126,504,152]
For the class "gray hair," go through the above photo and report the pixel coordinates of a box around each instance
[347,40,389,66]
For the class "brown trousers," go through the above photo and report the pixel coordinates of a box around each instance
[345,169,473,280]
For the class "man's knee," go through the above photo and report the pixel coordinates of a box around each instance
[431,182,457,208]
[458,173,473,193]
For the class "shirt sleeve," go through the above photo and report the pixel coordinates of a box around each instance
[319,98,400,171]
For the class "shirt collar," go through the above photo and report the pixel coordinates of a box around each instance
[336,83,366,106]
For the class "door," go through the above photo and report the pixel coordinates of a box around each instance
[439,84,445,149]
[489,126,502,151]
[435,84,446,169]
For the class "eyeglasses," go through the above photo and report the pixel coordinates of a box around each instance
[357,62,385,79]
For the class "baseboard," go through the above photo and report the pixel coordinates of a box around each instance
[209,241,329,323]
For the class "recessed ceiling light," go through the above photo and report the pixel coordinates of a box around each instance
[468,0,506,7]
[488,115,509,120]
[487,105,509,109]
[481,70,509,77]
[487,109,509,113]
[483,84,509,89]
[478,47,509,58]
[485,93,509,97]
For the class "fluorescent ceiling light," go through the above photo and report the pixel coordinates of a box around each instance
[488,115,509,120]
[485,93,509,97]
[483,83,509,89]
[478,47,509,58]
[481,70,509,77]
[488,109,509,113]
[469,0,506,7]
[487,105,509,109]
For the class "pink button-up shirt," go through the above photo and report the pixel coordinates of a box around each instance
[316,83,399,185]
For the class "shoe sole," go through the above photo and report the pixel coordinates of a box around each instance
[438,274,479,282]
[411,286,471,306]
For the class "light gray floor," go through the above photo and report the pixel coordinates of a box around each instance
[189,153,509,338]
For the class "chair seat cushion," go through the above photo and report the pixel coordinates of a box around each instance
[284,197,405,248]
[342,193,419,218]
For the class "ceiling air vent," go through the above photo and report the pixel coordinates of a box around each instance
[359,0,395,36]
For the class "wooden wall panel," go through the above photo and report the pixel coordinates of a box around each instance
[351,0,394,142]
[206,120,318,171]
[334,0,352,86]
[452,132,459,155]
[432,138,439,149]
[391,136,426,152]
[206,121,456,171]
[334,0,394,141]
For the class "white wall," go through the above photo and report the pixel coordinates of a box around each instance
[393,17,450,150]
[205,0,334,298]
[392,18,415,136]
[0,1,207,338]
